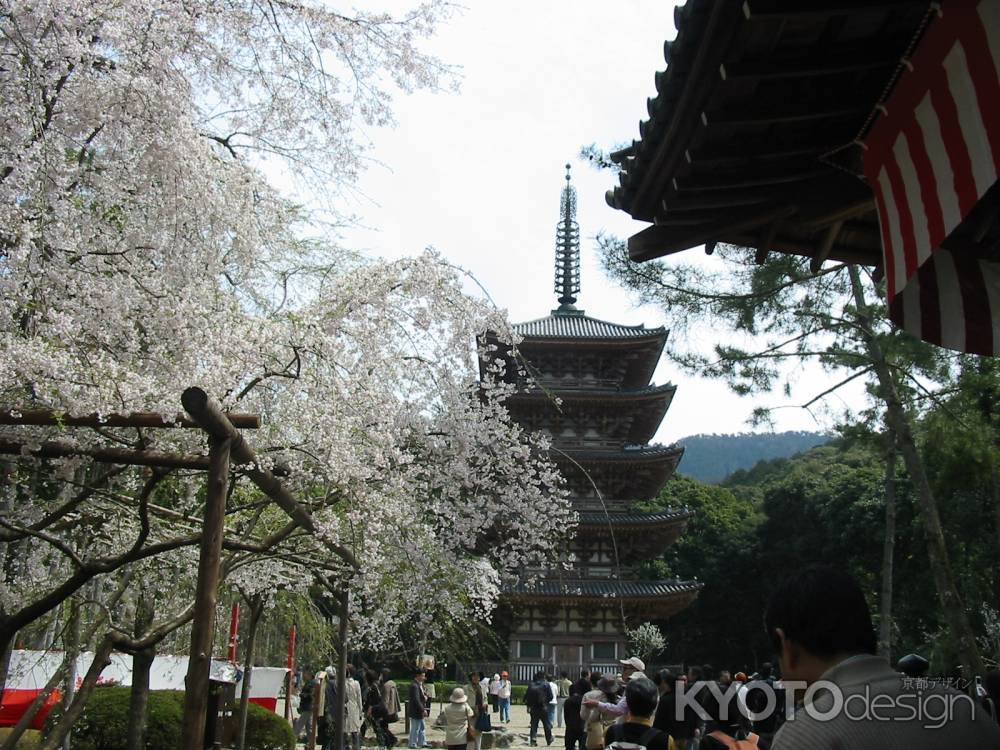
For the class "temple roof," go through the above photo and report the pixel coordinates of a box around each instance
[577,508,692,527]
[554,444,684,504]
[605,0,934,266]
[508,578,700,598]
[505,383,676,446]
[506,579,701,617]
[513,314,666,341]
[511,383,676,401]
[561,443,683,464]
[577,508,692,558]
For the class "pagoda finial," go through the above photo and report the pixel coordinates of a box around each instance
[553,163,582,315]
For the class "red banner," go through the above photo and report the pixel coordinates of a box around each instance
[864,0,1000,354]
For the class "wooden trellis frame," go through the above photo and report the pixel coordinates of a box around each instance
[1,388,354,750]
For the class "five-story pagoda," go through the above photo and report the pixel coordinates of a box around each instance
[487,167,700,681]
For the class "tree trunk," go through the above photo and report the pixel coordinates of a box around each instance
[848,265,984,677]
[237,596,265,750]
[40,634,115,750]
[878,435,897,660]
[0,457,20,695]
[0,629,13,700]
[61,600,81,750]
[992,464,1000,570]
[126,594,156,750]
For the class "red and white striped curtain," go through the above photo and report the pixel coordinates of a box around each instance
[863,0,1000,355]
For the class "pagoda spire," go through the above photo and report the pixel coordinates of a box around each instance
[553,163,582,315]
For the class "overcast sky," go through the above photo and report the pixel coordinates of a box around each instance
[329,2,865,443]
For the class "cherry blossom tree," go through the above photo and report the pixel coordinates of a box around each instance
[0,0,573,715]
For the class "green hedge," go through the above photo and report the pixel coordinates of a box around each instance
[46,688,293,750]
[228,701,295,750]
[53,687,183,750]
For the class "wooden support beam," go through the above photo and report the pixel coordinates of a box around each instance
[743,0,919,19]
[0,409,259,430]
[630,204,797,262]
[720,53,896,81]
[798,199,876,230]
[662,192,770,212]
[685,142,834,167]
[673,167,830,192]
[810,220,845,272]
[180,436,231,749]
[0,438,210,470]
[724,233,881,266]
[703,103,867,127]
[180,388,360,570]
[756,218,783,265]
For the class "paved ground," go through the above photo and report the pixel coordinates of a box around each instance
[421,703,569,748]
[296,705,571,750]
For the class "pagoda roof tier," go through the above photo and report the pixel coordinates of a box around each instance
[513,313,665,341]
[505,579,701,618]
[505,383,677,446]
[554,444,684,503]
[492,315,668,391]
[577,508,693,559]
[577,508,692,527]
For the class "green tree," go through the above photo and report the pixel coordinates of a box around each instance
[639,475,765,668]
[598,233,984,675]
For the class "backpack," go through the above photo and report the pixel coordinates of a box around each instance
[524,684,544,710]
[604,724,663,750]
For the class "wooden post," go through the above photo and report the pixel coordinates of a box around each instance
[285,626,297,723]
[228,603,241,662]
[334,590,349,750]
[180,435,231,749]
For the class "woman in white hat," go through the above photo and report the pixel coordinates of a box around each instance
[443,687,475,750]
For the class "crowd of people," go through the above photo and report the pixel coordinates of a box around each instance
[515,567,1000,750]
[292,663,413,750]
[294,567,1000,750]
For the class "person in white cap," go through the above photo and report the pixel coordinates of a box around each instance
[582,656,647,719]
[443,687,475,750]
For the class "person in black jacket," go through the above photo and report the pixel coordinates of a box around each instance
[651,669,677,740]
[526,671,554,746]
[408,669,429,748]
[563,681,585,750]
[363,668,397,747]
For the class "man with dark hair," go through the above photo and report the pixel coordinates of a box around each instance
[766,565,1000,749]
[526,670,554,746]
[408,669,429,748]
[603,677,669,750]
[673,666,705,750]
[564,679,585,750]
[651,669,677,739]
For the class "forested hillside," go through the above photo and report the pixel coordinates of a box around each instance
[641,362,1000,673]
[675,430,831,483]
